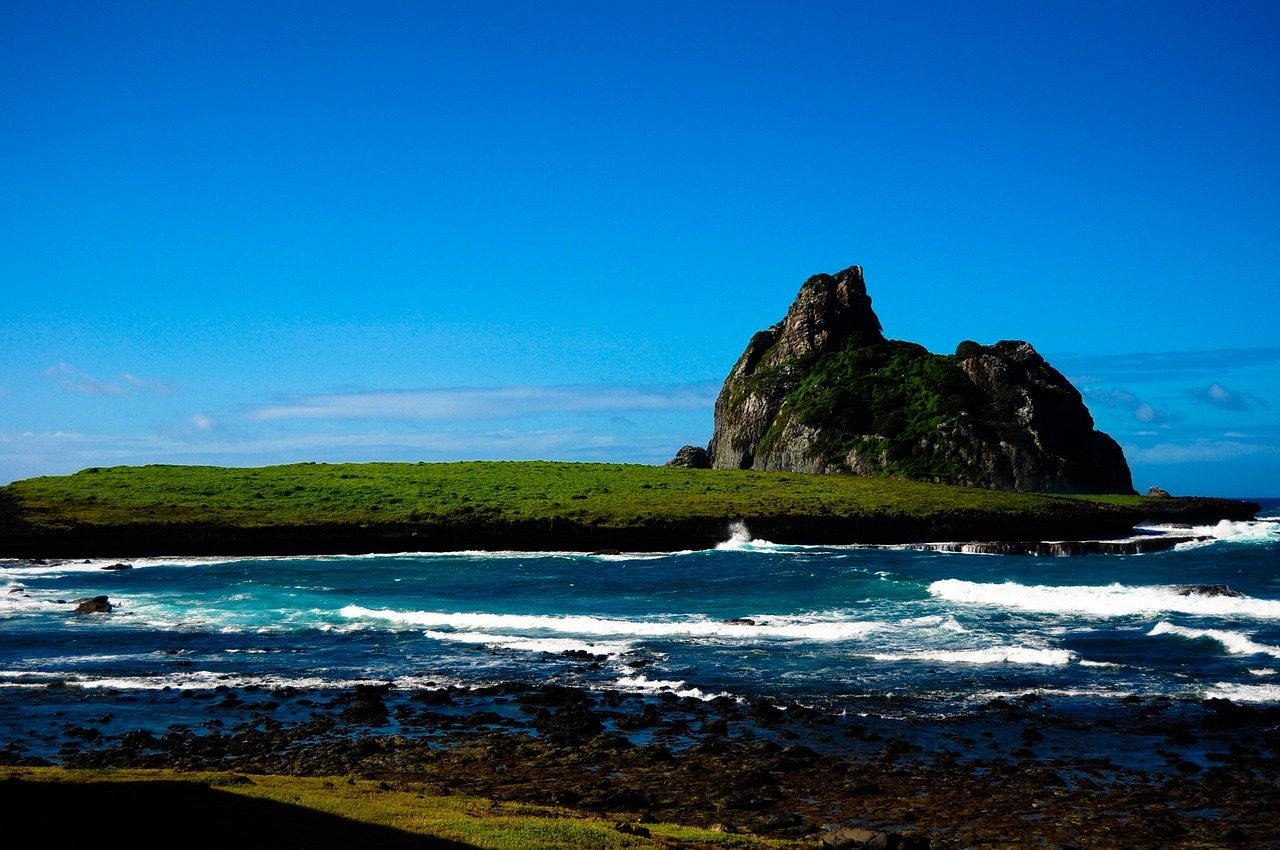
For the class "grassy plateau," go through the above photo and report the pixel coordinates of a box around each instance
[0,460,1165,557]
[2,461,1115,528]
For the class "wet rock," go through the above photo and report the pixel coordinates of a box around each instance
[409,688,454,706]
[1176,584,1241,598]
[578,786,648,812]
[72,595,112,614]
[339,684,392,724]
[745,811,805,834]
[523,683,593,707]
[101,562,132,571]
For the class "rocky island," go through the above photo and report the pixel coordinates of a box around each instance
[701,265,1134,494]
[0,265,1261,558]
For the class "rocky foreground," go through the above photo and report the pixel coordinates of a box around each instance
[6,676,1279,848]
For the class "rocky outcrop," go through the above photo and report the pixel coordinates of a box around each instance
[707,266,1135,494]
[72,595,112,614]
[665,445,710,469]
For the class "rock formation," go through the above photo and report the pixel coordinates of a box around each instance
[707,265,1135,494]
[665,445,710,469]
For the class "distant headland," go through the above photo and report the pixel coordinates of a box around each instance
[675,265,1134,495]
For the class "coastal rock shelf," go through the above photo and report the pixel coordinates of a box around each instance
[5,678,1279,848]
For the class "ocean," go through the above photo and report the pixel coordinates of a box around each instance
[2,501,1278,766]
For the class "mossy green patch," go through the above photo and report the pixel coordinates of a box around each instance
[751,337,1033,482]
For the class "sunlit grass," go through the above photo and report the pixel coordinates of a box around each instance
[0,460,1122,532]
[2,767,806,849]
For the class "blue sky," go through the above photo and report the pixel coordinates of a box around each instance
[2,1,1277,497]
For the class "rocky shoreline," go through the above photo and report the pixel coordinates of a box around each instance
[5,675,1279,848]
[0,496,1260,560]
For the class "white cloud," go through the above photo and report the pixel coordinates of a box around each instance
[246,383,719,423]
[43,362,174,398]
[1084,388,1178,424]
[44,362,127,396]
[188,413,216,430]
[1126,439,1278,465]
[1191,382,1264,412]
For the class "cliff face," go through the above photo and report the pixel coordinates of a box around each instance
[707,266,1135,494]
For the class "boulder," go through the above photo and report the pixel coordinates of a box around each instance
[1146,486,1172,498]
[666,445,711,468]
[72,595,112,614]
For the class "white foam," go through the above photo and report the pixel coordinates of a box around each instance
[865,646,1075,666]
[1148,621,1280,657]
[340,606,881,641]
[1204,682,1280,702]
[929,579,1280,618]
[715,521,782,552]
[612,674,723,700]
[1162,520,1279,550]
[418,629,631,656]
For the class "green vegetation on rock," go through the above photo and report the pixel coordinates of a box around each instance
[758,338,1037,480]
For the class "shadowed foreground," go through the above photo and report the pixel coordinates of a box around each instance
[0,776,473,850]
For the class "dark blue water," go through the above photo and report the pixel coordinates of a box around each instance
[2,506,1277,760]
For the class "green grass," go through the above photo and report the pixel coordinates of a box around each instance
[0,460,1123,533]
[1,767,806,849]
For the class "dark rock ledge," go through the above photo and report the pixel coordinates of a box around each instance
[2,498,1261,560]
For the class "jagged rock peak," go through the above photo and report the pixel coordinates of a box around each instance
[706,265,1136,495]
[764,265,884,365]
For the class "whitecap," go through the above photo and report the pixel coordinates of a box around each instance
[1204,682,1280,702]
[1148,621,1280,657]
[340,606,881,642]
[929,579,1280,619]
[612,674,725,700]
[864,646,1075,666]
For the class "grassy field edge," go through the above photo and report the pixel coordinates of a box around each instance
[0,766,805,849]
[0,461,1257,557]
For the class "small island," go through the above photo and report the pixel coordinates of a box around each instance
[0,266,1258,559]
[0,460,1258,559]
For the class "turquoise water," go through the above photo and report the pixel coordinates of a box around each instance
[2,504,1277,757]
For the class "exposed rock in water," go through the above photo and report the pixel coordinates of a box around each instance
[72,595,112,614]
[707,265,1135,494]
[1175,584,1241,598]
[665,445,710,469]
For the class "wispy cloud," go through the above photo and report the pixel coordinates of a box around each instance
[0,422,699,484]
[1191,382,1266,412]
[44,362,174,397]
[246,383,719,423]
[1126,439,1279,465]
[44,362,128,396]
[1061,346,1280,384]
[1083,388,1179,425]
